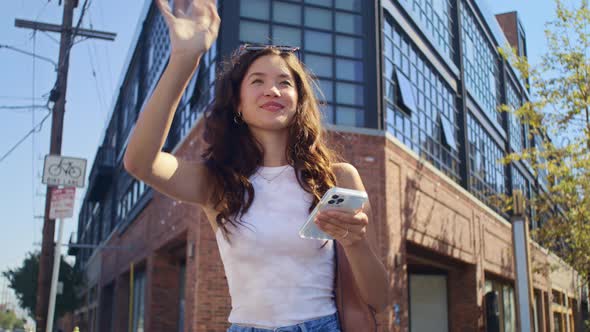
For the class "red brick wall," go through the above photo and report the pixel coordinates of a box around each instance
[495,12,519,52]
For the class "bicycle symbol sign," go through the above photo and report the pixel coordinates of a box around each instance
[42,155,87,188]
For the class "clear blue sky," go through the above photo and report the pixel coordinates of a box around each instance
[0,0,556,315]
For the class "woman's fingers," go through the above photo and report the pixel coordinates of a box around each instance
[206,1,221,35]
[155,0,175,26]
[318,210,368,226]
[173,0,189,17]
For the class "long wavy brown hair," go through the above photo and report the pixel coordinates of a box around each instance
[202,46,340,244]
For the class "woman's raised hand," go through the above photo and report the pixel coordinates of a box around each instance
[155,0,220,58]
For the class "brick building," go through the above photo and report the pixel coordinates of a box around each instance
[66,0,588,331]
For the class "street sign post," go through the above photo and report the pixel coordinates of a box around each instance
[46,186,76,332]
[49,187,75,219]
[42,155,87,188]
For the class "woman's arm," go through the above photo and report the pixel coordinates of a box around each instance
[123,0,220,206]
[316,163,390,312]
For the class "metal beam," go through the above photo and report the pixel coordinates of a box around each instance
[15,18,116,41]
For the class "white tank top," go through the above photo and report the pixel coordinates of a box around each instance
[215,165,337,329]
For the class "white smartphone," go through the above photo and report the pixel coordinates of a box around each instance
[298,187,368,241]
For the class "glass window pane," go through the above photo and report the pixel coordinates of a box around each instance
[304,7,332,30]
[335,12,362,34]
[432,0,447,17]
[305,0,332,7]
[440,116,457,150]
[335,0,362,11]
[336,106,363,126]
[304,30,333,54]
[240,0,270,20]
[240,21,269,43]
[464,35,475,63]
[396,68,417,113]
[317,79,333,102]
[272,26,302,47]
[336,82,364,106]
[335,35,363,58]
[321,104,334,123]
[305,54,333,77]
[336,59,363,82]
[273,2,301,25]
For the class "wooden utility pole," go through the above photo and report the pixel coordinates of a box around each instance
[14,1,115,330]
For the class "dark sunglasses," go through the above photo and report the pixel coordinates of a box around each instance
[237,43,301,60]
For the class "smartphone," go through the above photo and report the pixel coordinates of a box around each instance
[298,187,368,240]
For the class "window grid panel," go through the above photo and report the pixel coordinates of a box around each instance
[178,47,218,140]
[468,113,507,213]
[239,0,367,127]
[147,10,171,89]
[461,4,501,125]
[506,80,523,153]
[383,18,461,182]
[397,0,454,61]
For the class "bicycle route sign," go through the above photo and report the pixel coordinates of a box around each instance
[42,154,87,188]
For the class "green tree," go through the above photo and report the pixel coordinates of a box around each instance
[0,308,25,329]
[2,251,84,320]
[499,0,590,281]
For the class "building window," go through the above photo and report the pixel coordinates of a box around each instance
[485,279,517,332]
[551,290,575,332]
[117,179,149,223]
[468,113,506,212]
[409,273,449,332]
[178,263,186,332]
[146,8,171,89]
[507,80,524,153]
[461,3,501,125]
[384,15,461,182]
[132,271,146,332]
[440,115,457,151]
[239,0,366,126]
[396,68,418,114]
[172,43,217,143]
[397,0,454,61]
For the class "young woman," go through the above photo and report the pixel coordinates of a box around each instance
[123,0,389,331]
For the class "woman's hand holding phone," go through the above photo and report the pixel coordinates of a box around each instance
[299,187,369,247]
[314,209,369,248]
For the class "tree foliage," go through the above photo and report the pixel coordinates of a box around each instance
[499,0,590,280]
[2,251,84,320]
[0,308,25,330]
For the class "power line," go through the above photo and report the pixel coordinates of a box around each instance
[92,2,114,93]
[0,44,57,69]
[88,13,109,111]
[0,104,50,111]
[0,108,51,164]
[0,95,45,101]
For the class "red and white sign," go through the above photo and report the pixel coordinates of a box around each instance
[49,187,76,219]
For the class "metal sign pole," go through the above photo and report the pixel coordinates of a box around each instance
[511,190,533,332]
[46,218,65,332]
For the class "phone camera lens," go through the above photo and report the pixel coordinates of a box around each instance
[332,195,339,199]
[328,200,335,204]
[337,198,344,203]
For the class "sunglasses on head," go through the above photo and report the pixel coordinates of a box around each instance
[237,43,301,60]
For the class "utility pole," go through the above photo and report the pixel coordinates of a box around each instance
[14,1,115,331]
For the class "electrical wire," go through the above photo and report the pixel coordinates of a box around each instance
[0,0,93,165]
[0,108,51,164]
